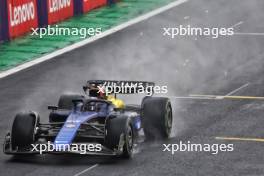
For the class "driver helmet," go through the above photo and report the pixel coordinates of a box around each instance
[88,83,106,99]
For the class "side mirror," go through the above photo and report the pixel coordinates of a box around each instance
[48,106,58,110]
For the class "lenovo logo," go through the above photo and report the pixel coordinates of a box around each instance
[9,2,35,27]
[49,0,71,13]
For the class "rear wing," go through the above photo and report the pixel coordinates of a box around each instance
[83,80,155,95]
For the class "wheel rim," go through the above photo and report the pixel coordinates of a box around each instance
[165,105,172,136]
[127,126,133,151]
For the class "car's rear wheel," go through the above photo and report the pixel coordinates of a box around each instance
[58,94,84,110]
[11,112,39,150]
[49,110,71,123]
[105,117,134,159]
[141,97,173,140]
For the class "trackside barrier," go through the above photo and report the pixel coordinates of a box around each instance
[0,0,119,41]
[7,0,39,38]
[0,0,8,42]
[38,0,74,27]
[74,0,107,15]
[108,0,120,5]
[0,14,2,42]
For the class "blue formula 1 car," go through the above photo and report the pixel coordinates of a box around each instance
[3,80,173,159]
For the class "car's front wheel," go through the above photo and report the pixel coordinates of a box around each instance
[11,112,39,150]
[105,117,134,159]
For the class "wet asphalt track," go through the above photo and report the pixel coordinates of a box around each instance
[1,0,264,175]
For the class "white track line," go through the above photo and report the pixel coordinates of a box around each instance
[230,21,243,28]
[188,83,250,100]
[74,164,99,176]
[168,96,214,100]
[0,0,188,79]
[234,32,264,36]
[225,83,250,96]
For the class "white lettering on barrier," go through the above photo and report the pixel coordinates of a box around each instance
[49,0,71,13]
[9,2,35,27]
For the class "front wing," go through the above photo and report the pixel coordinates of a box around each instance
[3,132,126,156]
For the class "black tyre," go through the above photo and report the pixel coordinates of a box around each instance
[58,94,84,110]
[11,112,39,150]
[141,97,173,140]
[105,117,134,159]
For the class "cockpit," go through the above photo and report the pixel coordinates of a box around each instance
[80,99,111,113]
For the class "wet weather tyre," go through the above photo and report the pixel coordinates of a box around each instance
[105,117,134,159]
[142,97,173,140]
[11,112,39,150]
[58,94,84,110]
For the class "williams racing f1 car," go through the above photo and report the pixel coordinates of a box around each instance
[3,80,173,159]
